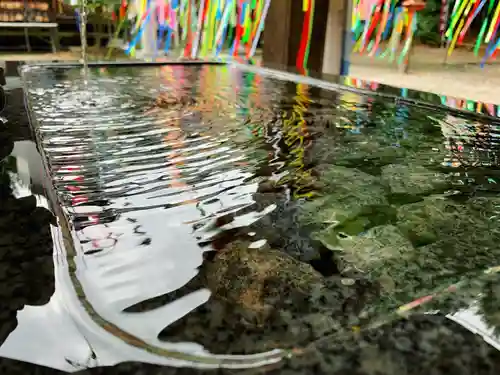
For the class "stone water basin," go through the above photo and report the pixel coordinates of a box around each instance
[0,61,499,374]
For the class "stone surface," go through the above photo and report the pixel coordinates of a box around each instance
[396,196,459,247]
[381,163,449,198]
[301,166,389,230]
[204,241,325,325]
[336,225,415,275]
[3,62,500,375]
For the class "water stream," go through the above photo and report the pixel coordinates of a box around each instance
[79,0,89,85]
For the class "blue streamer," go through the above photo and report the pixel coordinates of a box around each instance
[216,0,223,19]
[75,10,80,32]
[481,35,500,68]
[240,1,247,24]
[164,27,173,54]
[473,0,487,19]
[382,1,397,39]
[216,20,228,56]
[158,26,165,51]
[125,12,152,55]
[230,1,242,57]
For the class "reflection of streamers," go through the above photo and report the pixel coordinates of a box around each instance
[279,83,315,199]
[342,76,499,118]
[308,263,500,354]
[397,265,500,315]
[159,66,193,196]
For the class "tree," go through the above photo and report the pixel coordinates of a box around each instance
[417,0,443,46]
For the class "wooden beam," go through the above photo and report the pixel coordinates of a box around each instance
[0,22,58,27]
[135,0,157,57]
[262,0,291,68]
[322,0,351,76]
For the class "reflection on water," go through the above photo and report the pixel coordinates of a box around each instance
[0,81,59,371]
[344,76,500,119]
[2,63,500,373]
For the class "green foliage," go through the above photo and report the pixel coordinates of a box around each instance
[67,0,123,5]
[66,0,123,12]
[417,0,443,46]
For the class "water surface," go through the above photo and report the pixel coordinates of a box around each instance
[3,63,500,374]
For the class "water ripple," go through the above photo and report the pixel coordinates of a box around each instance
[20,63,500,372]
[23,64,288,368]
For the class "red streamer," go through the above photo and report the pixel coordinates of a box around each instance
[458,0,481,45]
[184,0,193,57]
[361,4,382,53]
[296,2,312,71]
[232,1,244,57]
[233,23,243,56]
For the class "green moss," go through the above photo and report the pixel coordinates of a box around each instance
[396,196,457,247]
[382,164,449,198]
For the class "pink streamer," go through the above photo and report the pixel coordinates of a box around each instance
[159,0,166,25]
[169,8,176,29]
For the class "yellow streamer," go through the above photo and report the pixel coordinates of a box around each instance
[445,0,469,39]
[448,17,466,56]
[486,1,500,43]
[279,83,316,199]
[303,0,310,12]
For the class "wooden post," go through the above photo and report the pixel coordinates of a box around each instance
[135,0,157,57]
[95,8,103,48]
[322,0,351,76]
[262,0,351,76]
[262,0,331,73]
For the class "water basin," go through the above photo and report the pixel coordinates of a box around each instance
[1,61,500,374]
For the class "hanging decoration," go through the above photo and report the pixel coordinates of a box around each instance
[443,0,500,67]
[296,0,315,72]
[102,0,314,70]
[352,0,420,69]
[101,0,500,69]
[105,0,271,60]
[353,0,500,69]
